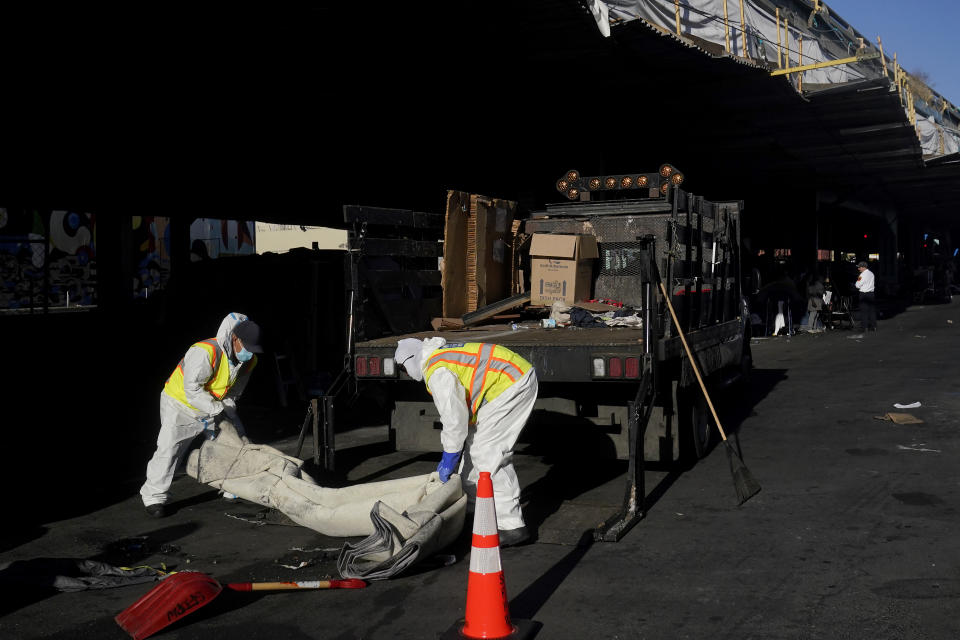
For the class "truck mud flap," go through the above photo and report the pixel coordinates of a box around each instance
[594,353,655,542]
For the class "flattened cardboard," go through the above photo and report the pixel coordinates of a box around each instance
[431,317,465,331]
[529,234,598,306]
[441,191,517,316]
[442,191,469,317]
[874,412,924,425]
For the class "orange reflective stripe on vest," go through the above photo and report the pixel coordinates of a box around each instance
[163,338,257,411]
[424,342,531,416]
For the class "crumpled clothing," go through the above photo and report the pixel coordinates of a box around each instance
[569,308,607,327]
[604,313,642,327]
[549,301,572,324]
[567,306,643,329]
[0,558,163,592]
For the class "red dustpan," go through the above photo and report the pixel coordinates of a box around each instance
[116,571,367,639]
[115,571,223,640]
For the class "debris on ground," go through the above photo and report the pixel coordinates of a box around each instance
[874,413,924,425]
[894,401,922,409]
[896,444,941,453]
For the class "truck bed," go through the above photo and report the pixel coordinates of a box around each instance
[355,324,644,348]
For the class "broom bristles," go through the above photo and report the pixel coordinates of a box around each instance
[725,442,761,505]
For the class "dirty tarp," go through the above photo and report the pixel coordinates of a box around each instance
[0,559,163,591]
[185,421,466,579]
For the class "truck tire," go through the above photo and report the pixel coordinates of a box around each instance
[678,383,712,463]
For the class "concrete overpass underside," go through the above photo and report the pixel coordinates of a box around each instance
[2,2,958,298]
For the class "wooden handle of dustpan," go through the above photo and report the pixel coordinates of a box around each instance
[227,579,367,591]
[658,281,729,442]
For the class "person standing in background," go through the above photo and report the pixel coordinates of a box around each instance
[855,261,876,332]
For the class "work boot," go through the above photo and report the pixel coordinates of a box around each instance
[145,504,167,518]
[498,526,531,548]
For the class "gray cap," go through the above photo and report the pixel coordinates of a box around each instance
[857,261,868,268]
[233,320,264,353]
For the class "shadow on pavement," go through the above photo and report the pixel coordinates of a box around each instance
[0,522,201,618]
[714,367,789,438]
[518,411,625,538]
[510,540,593,621]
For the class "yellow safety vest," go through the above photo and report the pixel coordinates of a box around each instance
[163,338,257,412]
[424,342,531,417]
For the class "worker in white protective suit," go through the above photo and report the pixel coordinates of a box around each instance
[140,312,264,517]
[394,337,538,547]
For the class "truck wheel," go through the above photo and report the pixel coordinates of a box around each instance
[678,385,712,463]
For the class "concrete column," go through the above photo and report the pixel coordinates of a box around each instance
[95,213,132,311]
[164,216,193,307]
[880,208,899,296]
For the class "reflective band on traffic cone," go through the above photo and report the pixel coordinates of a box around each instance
[461,471,514,639]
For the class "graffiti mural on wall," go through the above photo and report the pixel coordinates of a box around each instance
[49,210,97,307]
[133,216,171,299]
[0,212,258,311]
[0,209,97,311]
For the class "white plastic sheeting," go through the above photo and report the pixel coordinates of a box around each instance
[916,116,960,156]
[185,421,466,578]
[595,0,865,84]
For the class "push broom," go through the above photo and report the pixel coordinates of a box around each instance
[658,276,761,505]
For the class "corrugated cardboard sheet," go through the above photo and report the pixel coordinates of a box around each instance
[442,191,516,316]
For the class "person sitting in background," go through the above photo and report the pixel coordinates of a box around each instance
[804,275,825,332]
[755,270,805,335]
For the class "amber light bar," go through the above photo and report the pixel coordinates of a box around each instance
[556,164,683,201]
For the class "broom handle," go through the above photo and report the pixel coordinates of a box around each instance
[658,281,729,442]
[227,580,340,591]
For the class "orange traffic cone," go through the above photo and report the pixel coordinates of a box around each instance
[441,471,537,640]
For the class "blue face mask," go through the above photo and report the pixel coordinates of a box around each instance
[236,347,253,362]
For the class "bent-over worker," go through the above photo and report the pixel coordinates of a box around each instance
[394,337,538,547]
[140,312,263,517]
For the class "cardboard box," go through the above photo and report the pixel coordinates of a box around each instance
[529,234,599,305]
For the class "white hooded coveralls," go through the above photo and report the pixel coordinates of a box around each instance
[397,337,538,531]
[140,312,255,507]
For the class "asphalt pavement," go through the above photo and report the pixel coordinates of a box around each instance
[2,301,960,639]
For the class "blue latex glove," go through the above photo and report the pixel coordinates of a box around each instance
[200,417,218,440]
[436,451,461,483]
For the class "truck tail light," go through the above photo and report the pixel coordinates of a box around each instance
[592,357,606,377]
[383,357,396,376]
[625,357,640,378]
[608,357,623,378]
[356,356,384,377]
